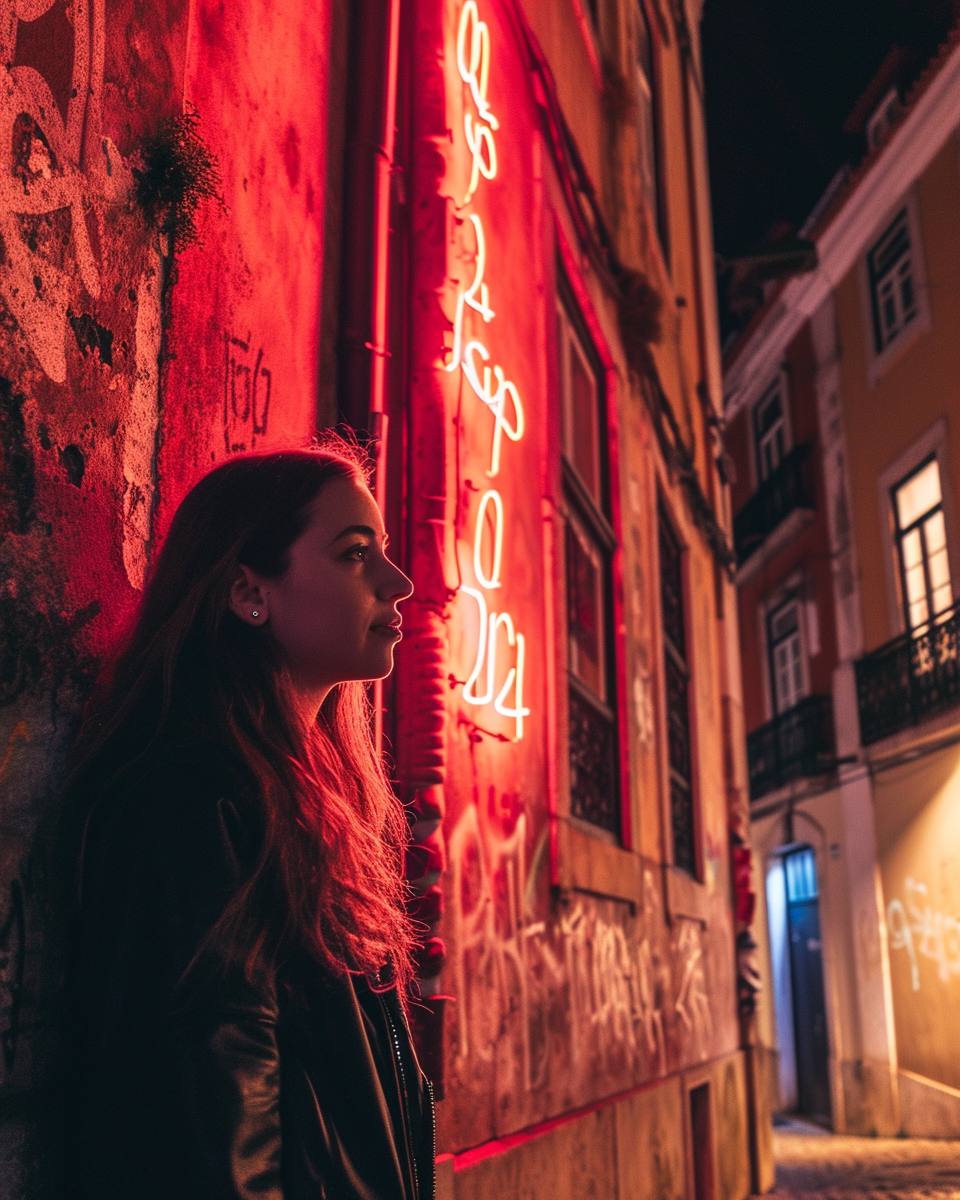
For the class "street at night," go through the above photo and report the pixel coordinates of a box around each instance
[770,1120,960,1200]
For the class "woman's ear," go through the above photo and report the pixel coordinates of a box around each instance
[229,565,269,626]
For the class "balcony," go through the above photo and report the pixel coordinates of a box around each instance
[733,443,815,572]
[855,605,960,745]
[747,694,835,802]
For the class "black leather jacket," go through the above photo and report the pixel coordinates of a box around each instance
[60,743,435,1200]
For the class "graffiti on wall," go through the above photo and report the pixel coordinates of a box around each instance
[1,0,167,591]
[223,330,272,455]
[888,877,960,992]
[0,0,113,384]
[448,795,714,1102]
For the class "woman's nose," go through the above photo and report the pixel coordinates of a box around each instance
[380,560,414,601]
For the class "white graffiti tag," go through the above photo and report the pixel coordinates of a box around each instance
[887,877,960,992]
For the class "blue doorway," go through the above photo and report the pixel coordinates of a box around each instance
[784,846,831,1120]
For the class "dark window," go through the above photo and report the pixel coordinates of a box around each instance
[867,208,917,354]
[659,504,696,875]
[635,2,669,264]
[558,276,620,837]
[753,378,787,482]
[892,456,953,630]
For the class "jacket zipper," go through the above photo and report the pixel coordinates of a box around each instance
[382,996,422,1199]
[423,1077,436,1200]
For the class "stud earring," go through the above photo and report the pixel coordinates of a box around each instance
[251,610,259,618]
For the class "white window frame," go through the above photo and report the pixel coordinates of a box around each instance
[866,87,900,152]
[749,368,793,490]
[767,597,808,716]
[877,417,960,636]
[857,190,930,387]
[558,300,602,502]
[758,572,812,722]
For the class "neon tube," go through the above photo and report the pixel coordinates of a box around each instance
[473,489,503,588]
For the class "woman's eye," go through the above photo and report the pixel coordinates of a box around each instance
[344,544,370,561]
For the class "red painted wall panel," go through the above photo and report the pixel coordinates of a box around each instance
[158,0,331,531]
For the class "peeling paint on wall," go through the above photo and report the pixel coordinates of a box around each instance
[121,264,162,590]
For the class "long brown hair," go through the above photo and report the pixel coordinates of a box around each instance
[60,443,413,990]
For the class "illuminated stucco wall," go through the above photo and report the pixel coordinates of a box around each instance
[402,4,750,1192]
[158,0,330,528]
[834,137,960,654]
[0,0,328,1184]
[876,745,960,1091]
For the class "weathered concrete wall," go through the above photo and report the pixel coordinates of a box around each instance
[435,1053,751,1200]
[1,2,189,1132]
[0,0,329,1190]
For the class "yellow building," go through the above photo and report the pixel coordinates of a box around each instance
[724,23,960,1136]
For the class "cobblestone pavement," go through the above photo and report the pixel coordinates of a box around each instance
[768,1118,960,1199]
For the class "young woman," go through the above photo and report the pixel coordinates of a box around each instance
[45,445,433,1199]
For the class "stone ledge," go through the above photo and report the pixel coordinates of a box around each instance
[899,1068,960,1138]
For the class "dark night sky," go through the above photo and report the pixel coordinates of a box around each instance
[701,0,959,260]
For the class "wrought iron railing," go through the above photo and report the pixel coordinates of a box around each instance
[568,682,620,835]
[733,443,814,567]
[855,605,960,745]
[747,694,835,801]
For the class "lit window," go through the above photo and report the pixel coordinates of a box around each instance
[558,279,620,837]
[785,846,818,903]
[893,457,953,630]
[868,209,917,354]
[768,598,806,715]
[753,379,787,482]
[634,2,668,262]
[659,504,695,876]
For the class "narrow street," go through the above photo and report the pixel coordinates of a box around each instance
[768,1119,960,1199]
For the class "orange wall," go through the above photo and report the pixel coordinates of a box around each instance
[835,136,960,653]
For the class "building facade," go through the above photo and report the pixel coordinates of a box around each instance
[0,1,768,1196]
[725,22,960,1139]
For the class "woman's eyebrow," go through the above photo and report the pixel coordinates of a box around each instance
[328,524,379,545]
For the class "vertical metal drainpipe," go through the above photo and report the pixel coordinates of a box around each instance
[366,0,402,753]
[342,0,449,1090]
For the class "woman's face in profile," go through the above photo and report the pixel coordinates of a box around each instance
[231,476,413,696]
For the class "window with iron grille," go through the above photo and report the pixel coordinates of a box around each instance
[659,504,696,875]
[868,208,918,354]
[892,455,953,631]
[558,276,620,838]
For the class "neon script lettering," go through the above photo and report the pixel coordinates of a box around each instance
[449,0,530,740]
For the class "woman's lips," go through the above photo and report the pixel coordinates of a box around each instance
[371,622,402,641]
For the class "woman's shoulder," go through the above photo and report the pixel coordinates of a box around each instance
[82,735,260,868]
[101,733,248,801]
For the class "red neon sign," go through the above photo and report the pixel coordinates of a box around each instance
[444,0,531,741]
